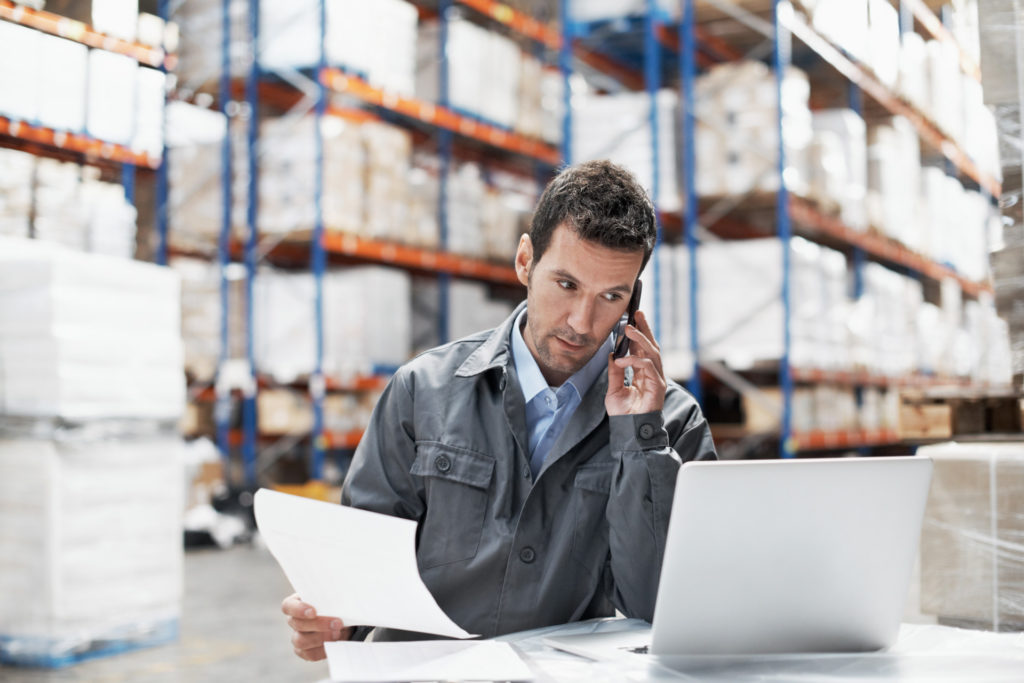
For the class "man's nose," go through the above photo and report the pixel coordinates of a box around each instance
[566,298,595,337]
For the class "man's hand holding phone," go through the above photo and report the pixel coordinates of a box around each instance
[606,281,667,416]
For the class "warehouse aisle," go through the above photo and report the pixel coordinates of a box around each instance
[0,544,327,683]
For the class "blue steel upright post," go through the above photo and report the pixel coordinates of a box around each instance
[679,0,702,404]
[155,0,170,265]
[243,0,261,484]
[121,163,135,209]
[773,0,795,458]
[559,0,571,164]
[311,0,328,480]
[216,0,234,472]
[438,0,453,345]
[644,0,663,341]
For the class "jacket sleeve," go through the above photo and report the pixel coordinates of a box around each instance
[603,384,717,621]
[341,369,424,523]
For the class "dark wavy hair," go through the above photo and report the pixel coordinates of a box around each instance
[529,160,656,273]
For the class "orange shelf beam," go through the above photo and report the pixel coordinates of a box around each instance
[0,116,160,168]
[321,69,560,165]
[229,429,364,449]
[455,0,560,49]
[900,0,981,81]
[784,9,999,197]
[792,429,901,451]
[0,0,168,67]
[319,231,522,286]
[789,197,992,298]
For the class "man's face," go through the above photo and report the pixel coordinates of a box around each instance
[515,223,644,387]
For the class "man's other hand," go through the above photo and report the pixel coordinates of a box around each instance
[282,593,353,661]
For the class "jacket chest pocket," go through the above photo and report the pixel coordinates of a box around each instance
[411,442,495,570]
[571,465,614,576]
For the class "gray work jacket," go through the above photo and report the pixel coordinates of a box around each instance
[341,302,717,640]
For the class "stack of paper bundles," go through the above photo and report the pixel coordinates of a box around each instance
[363,121,412,241]
[417,18,522,129]
[573,89,682,212]
[0,436,184,667]
[791,388,816,433]
[516,56,545,140]
[133,67,166,158]
[83,178,138,259]
[87,50,136,146]
[694,62,811,198]
[446,162,487,258]
[964,296,1015,385]
[695,237,847,371]
[866,0,900,88]
[540,68,564,145]
[88,0,140,42]
[171,0,249,88]
[170,257,246,383]
[448,280,516,342]
[927,40,964,142]
[261,0,417,96]
[811,109,867,230]
[964,95,1000,182]
[33,159,90,251]
[807,130,848,215]
[897,32,930,112]
[36,34,88,133]
[813,386,858,432]
[567,0,678,21]
[640,244,693,381]
[811,0,870,66]
[867,117,922,247]
[483,169,536,262]
[0,238,185,420]
[849,264,921,376]
[0,149,33,238]
[406,167,440,249]
[0,22,40,123]
[255,267,412,383]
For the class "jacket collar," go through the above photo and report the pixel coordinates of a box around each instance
[455,300,527,378]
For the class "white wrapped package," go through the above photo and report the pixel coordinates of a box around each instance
[568,0,678,21]
[36,34,88,133]
[0,21,40,123]
[448,280,516,342]
[811,109,867,230]
[92,0,139,42]
[0,238,185,419]
[0,435,184,667]
[133,66,166,158]
[86,49,137,145]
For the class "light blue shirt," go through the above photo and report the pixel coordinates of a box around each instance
[510,308,612,478]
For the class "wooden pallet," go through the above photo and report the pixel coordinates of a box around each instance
[899,391,1023,440]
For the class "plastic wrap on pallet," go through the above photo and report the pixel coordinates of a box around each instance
[573,89,682,212]
[0,21,41,123]
[811,109,867,231]
[0,237,185,420]
[0,433,184,668]
[37,33,88,133]
[694,61,811,199]
[86,49,136,147]
[254,266,412,383]
[867,117,922,249]
[917,441,1024,631]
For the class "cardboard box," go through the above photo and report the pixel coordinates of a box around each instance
[917,442,1024,629]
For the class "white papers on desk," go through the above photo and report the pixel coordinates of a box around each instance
[325,640,534,682]
[253,488,474,639]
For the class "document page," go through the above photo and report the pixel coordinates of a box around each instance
[324,640,533,682]
[254,488,473,638]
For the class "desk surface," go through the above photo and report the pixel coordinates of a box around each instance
[496,618,1024,682]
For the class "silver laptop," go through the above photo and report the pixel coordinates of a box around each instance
[545,456,933,658]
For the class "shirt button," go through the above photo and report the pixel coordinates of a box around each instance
[519,547,536,563]
[545,395,552,406]
[639,423,656,440]
[434,455,452,473]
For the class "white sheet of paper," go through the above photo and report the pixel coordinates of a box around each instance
[324,640,534,682]
[254,488,474,639]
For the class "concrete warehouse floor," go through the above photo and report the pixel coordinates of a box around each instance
[0,543,329,683]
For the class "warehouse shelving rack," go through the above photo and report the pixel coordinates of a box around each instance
[170,0,569,487]
[565,0,1000,458]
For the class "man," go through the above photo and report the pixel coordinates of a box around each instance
[283,160,717,660]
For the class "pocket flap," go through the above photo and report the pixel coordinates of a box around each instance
[573,465,615,494]
[411,442,495,490]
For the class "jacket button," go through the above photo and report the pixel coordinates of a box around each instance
[519,547,536,563]
[434,455,452,473]
[639,423,656,440]
[522,466,530,479]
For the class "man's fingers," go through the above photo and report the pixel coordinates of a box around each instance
[623,326,663,376]
[635,310,660,351]
[287,615,345,633]
[294,645,327,662]
[281,593,316,619]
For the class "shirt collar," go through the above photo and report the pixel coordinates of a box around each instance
[510,307,612,402]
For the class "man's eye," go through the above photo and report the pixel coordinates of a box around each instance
[557,280,575,290]
[603,292,622,302]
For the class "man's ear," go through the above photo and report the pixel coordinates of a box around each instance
[514,233,533,287]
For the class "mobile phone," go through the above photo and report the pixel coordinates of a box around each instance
[612,280,642,359]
